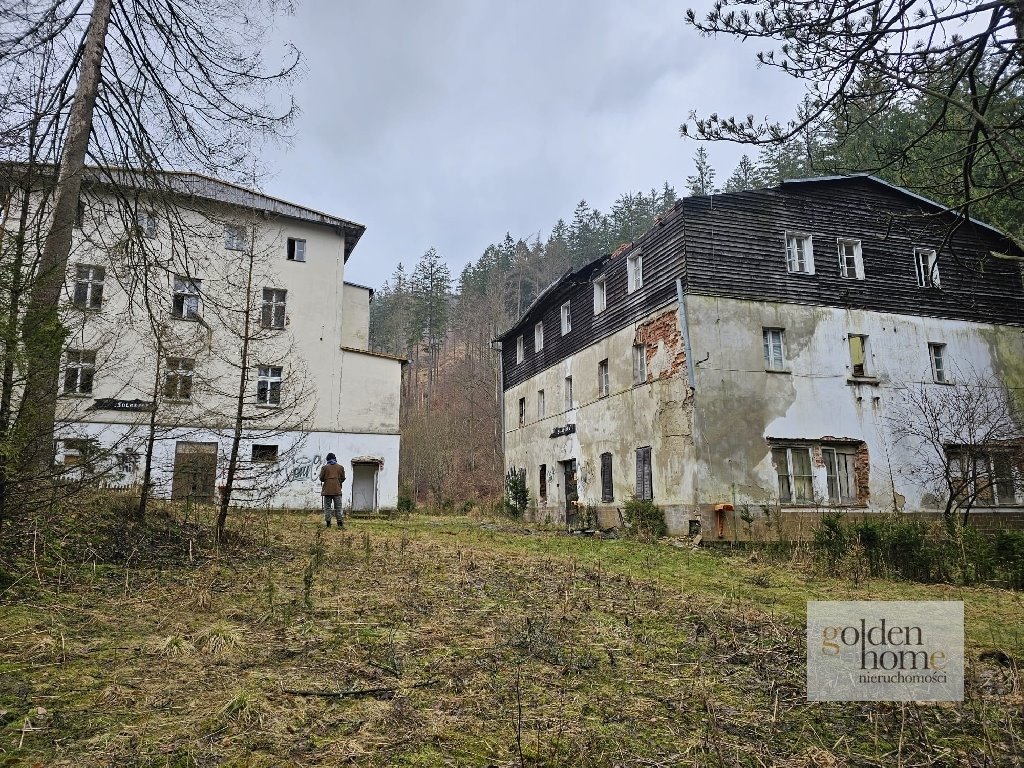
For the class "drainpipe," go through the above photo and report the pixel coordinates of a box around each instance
[675,278,696,392]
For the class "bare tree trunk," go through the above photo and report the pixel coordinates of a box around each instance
[18,0,113,470]
[137,354,163,521]
[216,235,256,542]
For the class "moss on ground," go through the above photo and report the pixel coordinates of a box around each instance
[0,508,1021,766]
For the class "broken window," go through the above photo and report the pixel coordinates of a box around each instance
[257,365,283,406]
[136,210,157,238]
[73,264,105,310]
[537,389,545,419]
[64,349,96,395]
[929,343,947,383]
[598,359,609,398]
[516,335,524,365]
[564,376,573,410]
[62,438,96,467]
[949,448,1021,506]
[849,334,869,377]
[252,444,279,462]
[632,343,647,384]
[822,446,858,504]
[225,225,246,251]
[627,250,643,292]
[262,288,287,329]
[763,328,785,371]
[561,301,571,335]
[539,464,547,502]
[164,357,194,400]
[518,397,526,427]
[593,277,607,313]
[635,446,653,500]
[601,452,613,502]
[914,248,940,288]
[172,276,202,319]
[772,446,814,503]
[287,237,306,262]
[535,321,544,351]
[838,239,864,279]
[785,233,814,274]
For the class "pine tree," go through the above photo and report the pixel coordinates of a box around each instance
[723,154,761,192]
[685,147,717,196]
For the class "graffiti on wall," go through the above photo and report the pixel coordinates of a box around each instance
[286,454,322,483]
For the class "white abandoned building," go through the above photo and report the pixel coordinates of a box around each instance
[498,175,1024,538]
[16,169,404,511]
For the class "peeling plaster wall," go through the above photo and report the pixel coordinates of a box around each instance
[686,294,1024,533]
[504,304,695,526]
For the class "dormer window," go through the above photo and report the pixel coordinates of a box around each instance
[593,277,607,313]
[915,248,940,288]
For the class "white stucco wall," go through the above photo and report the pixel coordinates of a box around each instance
[341,283,371,351]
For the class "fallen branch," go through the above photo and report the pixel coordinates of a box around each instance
[282,679,439,699]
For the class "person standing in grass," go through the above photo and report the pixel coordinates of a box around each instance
[319,453,346,527]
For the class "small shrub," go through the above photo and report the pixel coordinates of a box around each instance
[504,467,529,519]
[622,497,666,539]
[813,511,850,568]
[396,484,415,516]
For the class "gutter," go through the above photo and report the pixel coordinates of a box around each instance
[675,278,696,391]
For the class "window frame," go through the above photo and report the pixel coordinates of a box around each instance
[762,328,786,371]
[518,396,526,427]
[534,321,544,351]
[63,349,96,395]
[593,276,607,314]
[537,389,545,419]
[539,464,547,502]
[785,232,815,274]
[163,357,195,401]
[287,237,306,262]
[73,264,105,311]
[627,250,643,293]
[848,334,869,377]
[635,446,653,501]
[564,375,573,410]
[914,248,940,288]
[560,301,572,335]
[598,359,610,398]
[771,445,814,504]
[601,452,614,502]
[225,225,246,251]
[172,275,202,320]
[256,365,283,406]
[251,444,279,462]
[261,288,287,330]
[837,238,864,280]
[822,445,858,505]
[632,343,647,385]
[137,210,157,239]
[929,343,948,383]
[515,335,524,365]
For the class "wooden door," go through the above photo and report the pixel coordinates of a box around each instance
[171,441,218,502]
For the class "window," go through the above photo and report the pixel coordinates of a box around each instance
[635,446,653,501]
[518,397,526,427]
[163,357,194,400]
[632,343,647,385]
[838,239,864,279]
[137,210,157,238]
[601,452,613,502]
[822,446,858,504]
[252,444,279,462]
[537,389,545,419]
[256,365,283,405]
[772,446,814,503]
[560,301,571,335]
[74,199,85,229]
[62,438,94,467]
[785,233,814,274]
[593,277,607,313]
[627,250,643,292]
[63,350,96,394]
[763,328,785,371]
[535,321,544,351]
[225,225,246,251]
[564,375,573,410]
[73,264,105,310]
[598,359,609,397]
[262,288,287,329]
[929,343,947,383]
[287,237,306,262]
[539,464,547,502]
[172,276,201,319]
[516,335,524,365]
[915,248,940,288]
[849,334,869,377]
[949,448,1021,506]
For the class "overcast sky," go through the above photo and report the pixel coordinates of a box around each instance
[267,1,805,289]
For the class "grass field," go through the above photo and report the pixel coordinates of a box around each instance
[1,505,1022,766]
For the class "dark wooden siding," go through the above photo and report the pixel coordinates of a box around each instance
[501,176,1024,392]
[683,178,1024,326]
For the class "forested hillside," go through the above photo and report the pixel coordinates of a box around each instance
[370,89,1024,506]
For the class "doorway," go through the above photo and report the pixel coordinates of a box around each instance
[351,461,380,512]
[171,441,218,502]
[560,458,578,526]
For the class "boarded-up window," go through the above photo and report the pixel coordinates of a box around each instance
[539,464,547,502]
[635,446,652,500]
[601,452,613,502]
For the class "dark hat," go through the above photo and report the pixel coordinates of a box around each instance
[326,452,336,461]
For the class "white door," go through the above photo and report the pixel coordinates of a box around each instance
[351,463,378,512]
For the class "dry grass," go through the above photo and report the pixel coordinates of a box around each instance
[0,507,1021,766]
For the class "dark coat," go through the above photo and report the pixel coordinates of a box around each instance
[319,462,346,496]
